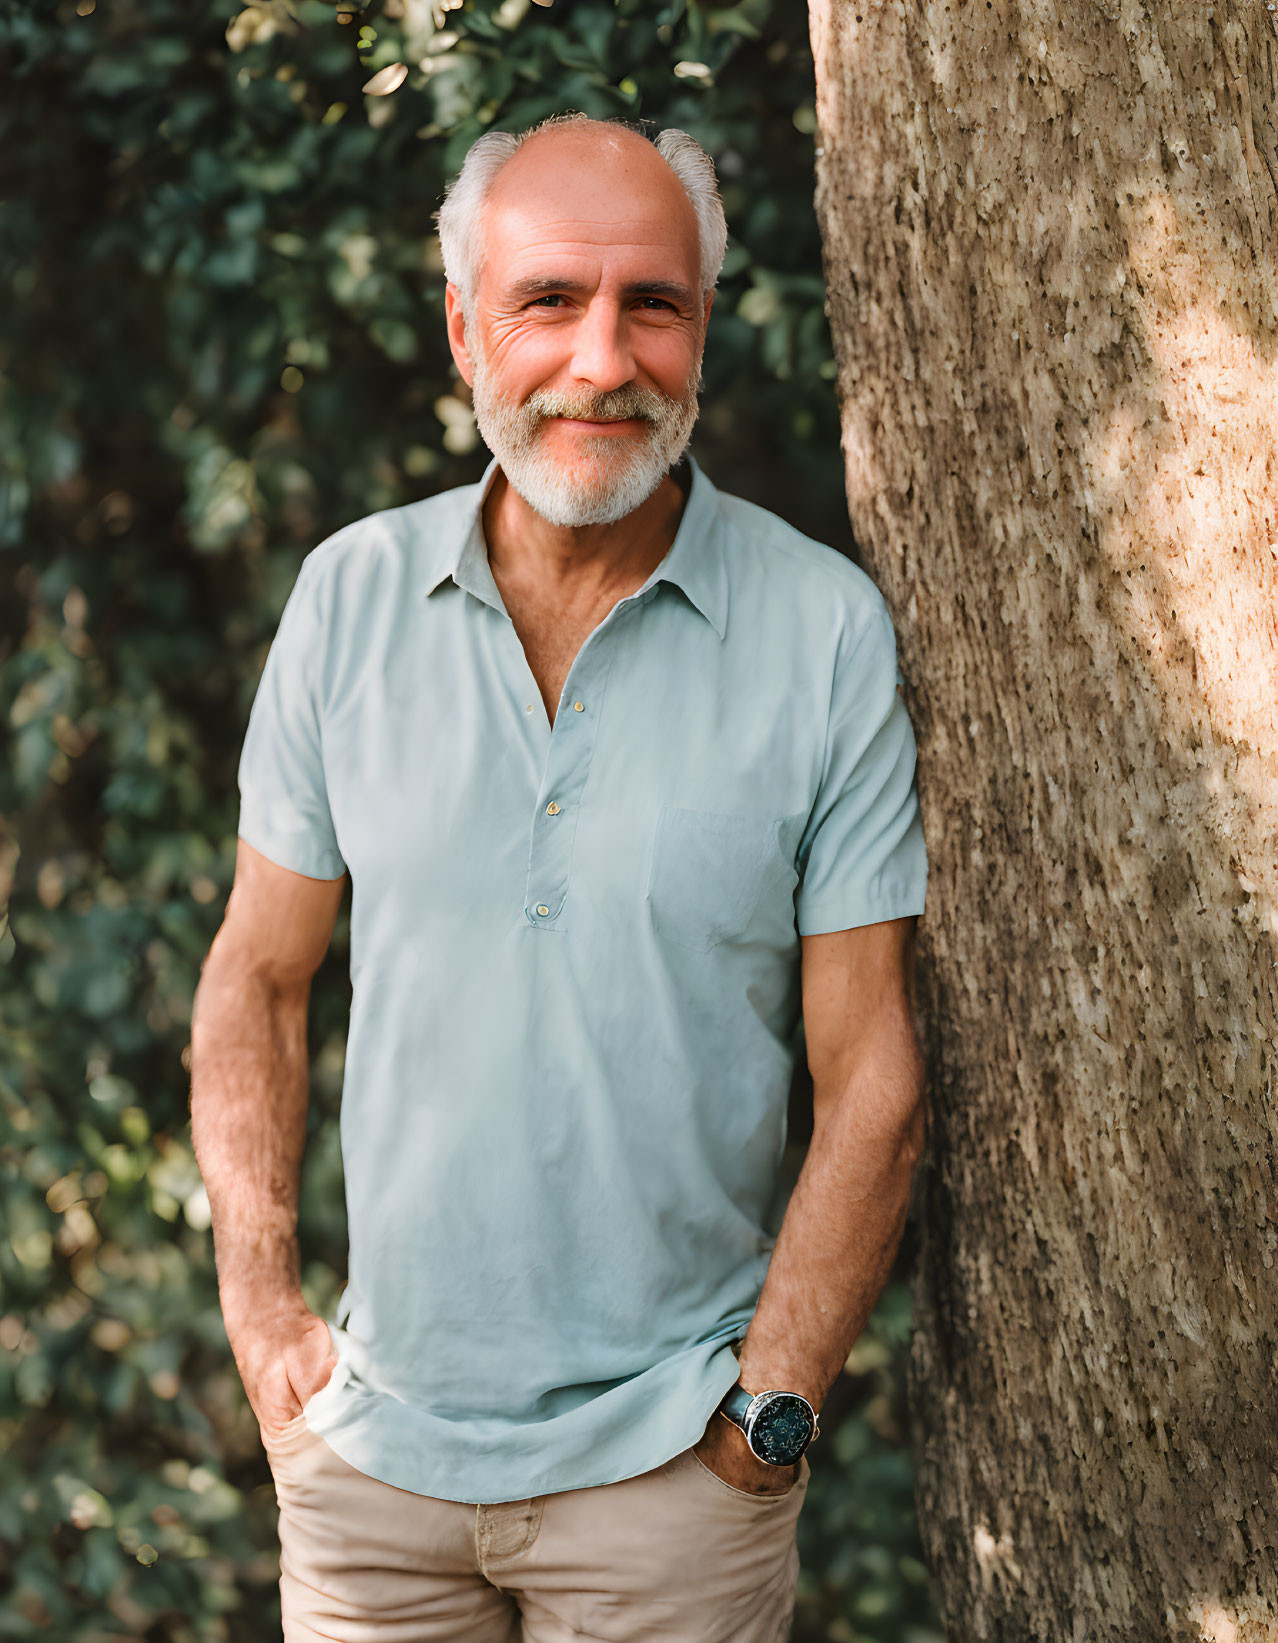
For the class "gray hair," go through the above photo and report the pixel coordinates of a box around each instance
[435,114,728,311]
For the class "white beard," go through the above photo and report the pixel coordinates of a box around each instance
[468,341,703,528]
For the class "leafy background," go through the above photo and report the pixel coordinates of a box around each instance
[0,0,944,1637]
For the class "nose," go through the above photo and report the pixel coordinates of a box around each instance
[567,299,636,395]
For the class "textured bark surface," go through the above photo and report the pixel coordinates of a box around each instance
[808,3,1278,1639]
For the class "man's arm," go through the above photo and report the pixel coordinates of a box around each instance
[696,915,926,1488]
[189,836,346,1431]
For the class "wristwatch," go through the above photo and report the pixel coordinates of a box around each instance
[717,1381,820,1467]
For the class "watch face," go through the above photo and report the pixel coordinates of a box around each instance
[747,1392,816,1466]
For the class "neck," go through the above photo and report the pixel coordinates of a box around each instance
[482,465,691,607]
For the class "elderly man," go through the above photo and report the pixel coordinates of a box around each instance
[190,113,927,1643]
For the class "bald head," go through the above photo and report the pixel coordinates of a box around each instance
[489,118,692,213]
[476,123,701,316]
[436,115,728,312]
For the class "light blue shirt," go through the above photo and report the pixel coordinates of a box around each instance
[235,455,927,1504]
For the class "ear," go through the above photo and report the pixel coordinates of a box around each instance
[444,283,474,388]
[702,290,714,332]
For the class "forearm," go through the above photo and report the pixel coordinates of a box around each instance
[735,1052,926,1411]
[189,949,312,1338]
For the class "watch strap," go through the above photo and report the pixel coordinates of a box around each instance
[719,1381,755,1430]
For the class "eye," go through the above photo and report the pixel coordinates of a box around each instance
[529,293,566,308]
[637,296,676,311]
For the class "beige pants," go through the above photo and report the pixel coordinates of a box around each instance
[261,1412,809,1642]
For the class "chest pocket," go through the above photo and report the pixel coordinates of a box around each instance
[645,804,794,953]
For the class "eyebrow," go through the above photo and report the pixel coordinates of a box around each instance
[503,275,698,307]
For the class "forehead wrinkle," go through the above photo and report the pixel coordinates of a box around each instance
[487,208,694,252]
[484,228,701,306]
[501,273,698,308]
[481,152,701,272]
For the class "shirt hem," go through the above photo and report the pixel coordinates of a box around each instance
[297,1336,746,1504]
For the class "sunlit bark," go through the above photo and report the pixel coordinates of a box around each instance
[808,4,1278,1638]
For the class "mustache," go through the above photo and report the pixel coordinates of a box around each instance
[522,383,687,425]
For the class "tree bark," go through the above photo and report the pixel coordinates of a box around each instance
[807,3,1278,1639]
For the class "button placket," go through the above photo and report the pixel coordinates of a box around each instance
[522,615,621,930]
[523,712,587,927]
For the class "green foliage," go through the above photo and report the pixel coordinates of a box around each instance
[0,0,940,1636]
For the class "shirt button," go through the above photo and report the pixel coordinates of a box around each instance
[572,701,584,712]
[535,904,550,917]
[546,801,560,816]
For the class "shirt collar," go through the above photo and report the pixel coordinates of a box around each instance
[421,453,728,641]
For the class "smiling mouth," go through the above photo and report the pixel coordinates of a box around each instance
[553,415,645,428]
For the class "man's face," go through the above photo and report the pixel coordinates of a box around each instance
[445,129,712,528]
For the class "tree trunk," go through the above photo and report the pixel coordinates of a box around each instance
[807,4,1278,1639]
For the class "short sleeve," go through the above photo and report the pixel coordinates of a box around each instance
[794,598,927,935]
[235,556,347,881]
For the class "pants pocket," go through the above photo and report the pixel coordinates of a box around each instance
[685,1447,808,1506]
[259,1410,323,1457]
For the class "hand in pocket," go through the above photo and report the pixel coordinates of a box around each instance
[228,1304,337,1433]
[692,1410,799,1497]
